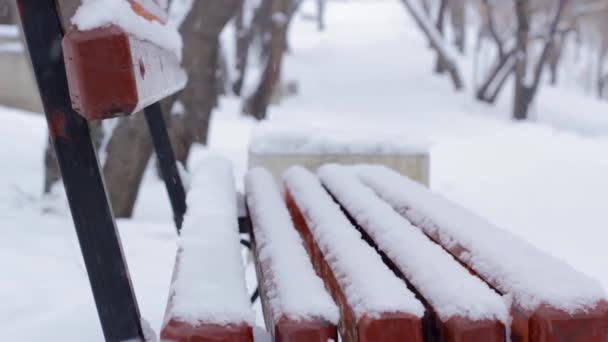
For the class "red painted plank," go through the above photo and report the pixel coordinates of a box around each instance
[62,24,186,120]
[161,320,253,342]
[249,223,338,342]
[285,191,423,342]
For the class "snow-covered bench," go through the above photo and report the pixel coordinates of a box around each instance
[319,164,508,341]
[284,167,426,342]
[161,158,254,342]
[245,168,339,342]
[356,165,608,342]
[63,0,186,120]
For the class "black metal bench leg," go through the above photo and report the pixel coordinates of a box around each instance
[143,102,187,232]
[16,1,144,341]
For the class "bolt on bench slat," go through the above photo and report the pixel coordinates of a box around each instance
[356,165,608,342]
[161,158,254,342]
[319,164,508,342]
[245,168,339,342]
[284,167,425,342]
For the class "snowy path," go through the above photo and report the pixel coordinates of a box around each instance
[1,0,607,340]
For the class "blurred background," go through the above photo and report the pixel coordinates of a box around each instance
[1,0,608,340]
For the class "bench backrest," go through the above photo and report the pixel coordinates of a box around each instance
[63,0,186,120]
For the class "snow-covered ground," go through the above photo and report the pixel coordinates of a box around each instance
[2,0,607,340]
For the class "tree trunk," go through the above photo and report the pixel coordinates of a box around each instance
[317,0,325,31]
[401,0,464,90]
[103,115,153,218]
[434,0,448,73]
[513,0,568,120]
[244,0,291,119]
[477,50,516,103]
[0,0,13,24]
[449,0,466,53]
[512,0,530,120]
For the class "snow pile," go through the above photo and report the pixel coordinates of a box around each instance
[250,124,428,155]
[166,157,254,326]
[356,165,607,314]
[283,166,425,319]
[72,0,183,60]
[318,165,508,323]
[245,168,339,323]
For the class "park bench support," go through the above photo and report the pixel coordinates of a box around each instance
[144,102,187,230]
[16,0,145,340]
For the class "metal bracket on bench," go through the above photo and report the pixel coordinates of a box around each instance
[16,1,144,341]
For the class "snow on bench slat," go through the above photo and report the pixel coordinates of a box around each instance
[283,166,425,319]
[72,0,182,59]
[163,157,254,327]
[244,168,339,324]
[356,165,607,314]
[318,164,508,324]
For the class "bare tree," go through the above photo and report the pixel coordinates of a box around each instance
[513,0,568,120]
[434,0,449,73]
[401,0,464,90]
[449,0,467,53]
[512,0,530,120]
[0,0,13,24]
[244,0,300,119]
[317,0,326,31]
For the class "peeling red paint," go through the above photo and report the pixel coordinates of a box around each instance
[48,111,69,140]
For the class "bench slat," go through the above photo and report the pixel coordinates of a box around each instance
[63,25,186,120]
[63,0,186,120]
[356,165,608,342]
[319,164,508,342]
[284,167,424,342]
[161,158,254,342]
[245,168,339,342]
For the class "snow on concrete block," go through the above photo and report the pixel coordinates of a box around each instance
[245,168,339,342]
[356,165,608,342]
[161,157,254,342]
[318,164,508,341]
[283,166,425,342]
[249,125,430,187]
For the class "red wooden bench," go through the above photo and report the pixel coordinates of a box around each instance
[245,168,339,342]
[18,0,608,340]
[319,164,508,342]
[356,165,608,342]
[284,167,426,342]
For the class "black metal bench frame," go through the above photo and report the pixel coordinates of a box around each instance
[16,1,186,341]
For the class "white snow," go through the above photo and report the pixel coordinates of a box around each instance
[318,164,509,323]
[4,0,608,340]
[356,165,607,314]
[165,157,255,326]
[244,168,339,323]
[72,0,183,60]
[0,24,19,38]
[283,166,425,319]
[250,123,428,155]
